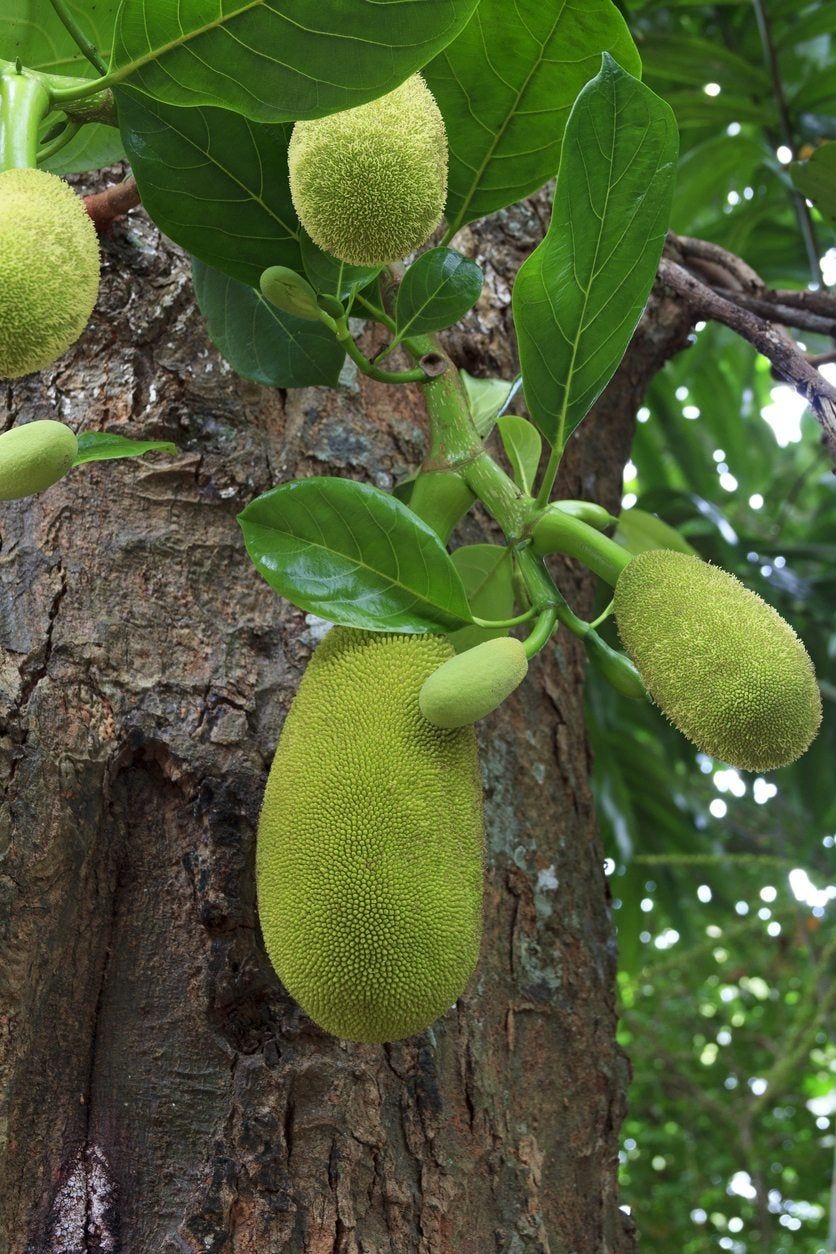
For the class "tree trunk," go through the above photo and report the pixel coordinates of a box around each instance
[0,180,692,1253]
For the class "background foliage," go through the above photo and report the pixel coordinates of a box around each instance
[593,3,835,1249]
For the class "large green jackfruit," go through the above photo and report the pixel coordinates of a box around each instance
[288,74,448,266]
[0,168,100,379]
[257,627,484,1042]
[614,550,821,771]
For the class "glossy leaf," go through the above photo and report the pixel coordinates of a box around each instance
[497,415,542,495]
[1,0,123,174]
[118,91,300,287]
[192,260,345,389]
[73,432,177,465]
[513,56,678,448]
[111,0,479,123]
[238,478,473,632]
[448,544,515,652]
[394,249,483,337]
[426,0,640,234]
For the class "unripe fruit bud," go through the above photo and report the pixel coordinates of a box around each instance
[288,73,448,266]
[0,168,100,379]
[614,549,822,771]
[419,636,528,729]
[0,420,78,500]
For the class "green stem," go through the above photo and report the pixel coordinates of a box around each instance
[337,325,428,385]
[37,117,80,163]
[0,68,50,171]
[355,294,397,334]
[473,607,537,629]
[535,441,563,509]
[532,505,632,586]
[524,608,559,659]
[48,0,107,75]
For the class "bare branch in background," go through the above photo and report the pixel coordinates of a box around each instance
[658,259,836,459]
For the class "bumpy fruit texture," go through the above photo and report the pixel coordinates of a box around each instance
[614,550,822,771]
[0,168,100,380]
[419,636,528,729]
[257,627,484,1042]
[0,420,77,500]
[288,74,448,266]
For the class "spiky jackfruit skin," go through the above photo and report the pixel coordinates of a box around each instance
[614,550,822,771]
[288,74,448,266]
[0,420,77,500]
[0,168,100,380]
[257,627,484,1042]
[419,636,528,728]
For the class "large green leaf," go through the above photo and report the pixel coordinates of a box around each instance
[111,0,479,123]
[192,260,345,388]
[118,91,300,287]
[1,1,123,174]
[425,0,640,235]
[394,248,483,338]
[513,56,678,448]
[238,478,474,632]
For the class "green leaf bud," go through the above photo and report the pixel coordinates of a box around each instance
[259,266,322,321]
[288,74,448,266]
[0,420,78,500]
[419,636,528,729]
[0,168,100,379]
[614,549,822,771]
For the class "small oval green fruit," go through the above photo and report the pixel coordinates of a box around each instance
[419,636,529,729]
[257,627,484,1043]
[288,73,448,266]
[0,420,78,500]
[0,168,100,379]
[614,549,822,771]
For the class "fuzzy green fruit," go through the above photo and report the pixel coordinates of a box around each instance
[288,73,448,266]
[0,420,77,500]
[419,636,528,728]
[0,168,100,379]
[614,549,822,771]
[257,627,484,1043]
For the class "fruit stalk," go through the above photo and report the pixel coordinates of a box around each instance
[0,67,50,172]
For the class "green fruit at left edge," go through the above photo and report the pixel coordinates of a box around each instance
[257,627,484,1043]
[0,420,78,500]
[0,168,100,379]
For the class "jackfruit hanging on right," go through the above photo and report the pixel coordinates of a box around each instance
[614,549,822,772]
[257,627,484,1043]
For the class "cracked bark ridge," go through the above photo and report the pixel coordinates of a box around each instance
[0,181,693,1253]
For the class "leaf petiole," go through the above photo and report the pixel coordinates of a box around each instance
[47,0,107,75]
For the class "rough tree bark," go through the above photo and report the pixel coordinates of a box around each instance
[0,178,693,1253]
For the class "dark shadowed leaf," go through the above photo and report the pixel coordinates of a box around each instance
[192,260,344,388]
[118,91,300,287]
